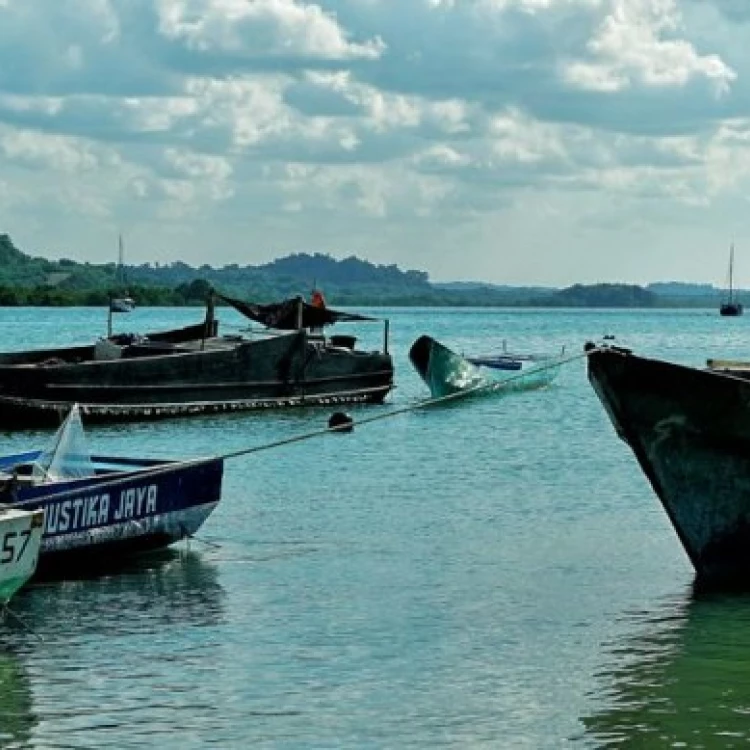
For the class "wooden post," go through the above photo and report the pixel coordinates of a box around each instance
[202,290,215,350]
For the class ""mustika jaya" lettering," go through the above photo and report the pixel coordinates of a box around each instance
[44,484,158,534]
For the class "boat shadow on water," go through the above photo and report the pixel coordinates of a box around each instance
[578,588,750,747]
[4,548,225,640]
[0,648,34,749]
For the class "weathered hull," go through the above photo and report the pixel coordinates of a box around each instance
[1,454,224,577]
[0,330,393,426]
[588,346,750,584]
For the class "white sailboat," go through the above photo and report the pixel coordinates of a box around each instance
[110,234,135,314]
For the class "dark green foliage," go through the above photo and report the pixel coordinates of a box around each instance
[529,284,658,308]
[0,233,723,308]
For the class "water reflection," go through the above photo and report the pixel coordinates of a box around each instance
[581,589,750,746]
[6,549,225,643]
[0,651,34,748]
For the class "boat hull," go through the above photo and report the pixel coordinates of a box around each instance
[410,335,561,399]
[0,509,44,604]
[588,345,750,585]
[0,454,224,577]
[0,330,393,426]
[720,302,743,317]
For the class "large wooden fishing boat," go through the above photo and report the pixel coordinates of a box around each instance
[0,406,223,576]
[587,343,750,585]
[0,293,393,427]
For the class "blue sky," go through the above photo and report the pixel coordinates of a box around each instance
[0,0,748,285]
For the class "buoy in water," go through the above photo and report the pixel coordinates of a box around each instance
[328,411,354,433]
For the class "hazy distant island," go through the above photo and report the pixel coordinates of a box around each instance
[0,233,732,309]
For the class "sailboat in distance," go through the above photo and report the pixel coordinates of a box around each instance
[110,233,135,313]
[720,243,743,317]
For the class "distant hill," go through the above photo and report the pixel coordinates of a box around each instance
[0,232,732,308]
[646,282,718,297]
[529,284,658,308]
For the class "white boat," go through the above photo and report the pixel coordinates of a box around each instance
[110,233,135,314]
[109,296,135,313]
[0,507,44,607]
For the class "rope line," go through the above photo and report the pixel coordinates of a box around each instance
[219,344,599,460]
[5,346,601,501]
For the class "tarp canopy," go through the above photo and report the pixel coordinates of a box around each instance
[217,294,379,330]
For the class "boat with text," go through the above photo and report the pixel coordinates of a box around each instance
[409,335,562,399]
[0,406,223,575]
[0,508,44,607]
[587,343,750,585]
[0,291,393,427]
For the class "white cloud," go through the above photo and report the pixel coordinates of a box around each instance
[0,0,748,283]
[156,0,385,60]
[564,0,737,94]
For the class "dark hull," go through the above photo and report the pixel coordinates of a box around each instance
[0,330,393,427]
[720,302,743,316]
[4,454,224,578]
[588,346,750,585]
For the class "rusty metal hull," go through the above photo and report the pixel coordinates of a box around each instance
[588,346,750,585]
[0,329,393,427]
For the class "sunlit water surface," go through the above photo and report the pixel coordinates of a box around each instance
[1,306,749,748]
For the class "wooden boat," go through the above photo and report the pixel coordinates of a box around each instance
[0,406,223,576]
[0,508,44,606]
[409,335,561,399]
[0,293,393,427]
[587,343,750,585]
[720,243,743,316]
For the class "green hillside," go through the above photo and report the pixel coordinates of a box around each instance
[0,233,727,308]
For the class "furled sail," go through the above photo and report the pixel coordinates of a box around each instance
[32,404,95,482]
[216,294,377,330]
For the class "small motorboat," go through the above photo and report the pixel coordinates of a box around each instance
[466,341,566,373]
[0,507,44,607]
[109,295,135,314]
[409,335,562,399]
[0,405,224,577]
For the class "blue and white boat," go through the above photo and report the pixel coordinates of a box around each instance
[0,406,223,576]
[466,342,565,373]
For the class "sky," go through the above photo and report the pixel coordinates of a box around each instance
[1,0,749,286]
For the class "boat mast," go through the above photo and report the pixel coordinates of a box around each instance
[118,232,125,286]
[729,243,735,303]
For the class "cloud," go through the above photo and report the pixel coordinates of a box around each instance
[0,0,748,284]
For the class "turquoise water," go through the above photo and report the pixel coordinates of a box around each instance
[1,306,749,748]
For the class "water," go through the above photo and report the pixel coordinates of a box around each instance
[0,306,748,748]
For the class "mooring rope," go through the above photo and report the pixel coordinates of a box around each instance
[2,604,43,641]
[8,345,602,502]
[219,344,600,460]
